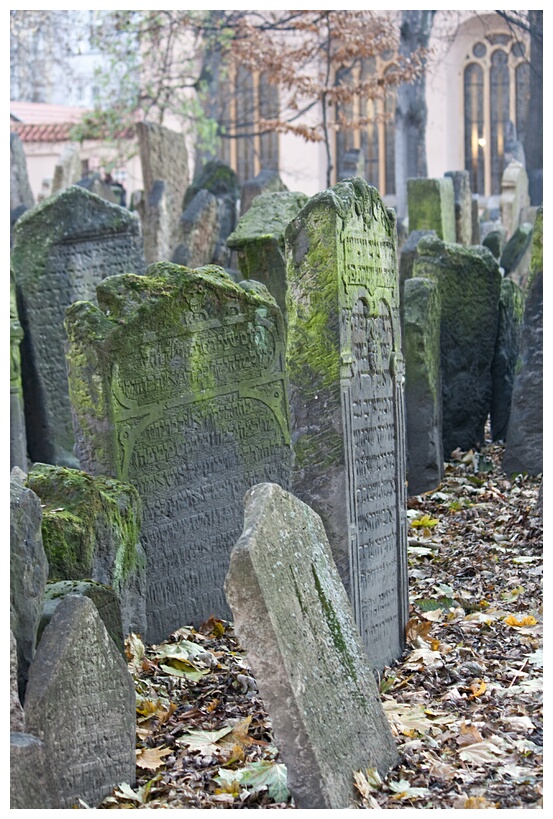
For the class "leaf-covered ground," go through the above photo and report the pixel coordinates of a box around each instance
[98,440,542,810]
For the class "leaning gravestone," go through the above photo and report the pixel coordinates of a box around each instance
[285,178,408,671]
[27,462,146,637]
[66,263,292,642]
[24,594,136,809]
[413,236,502,456]
[490,278,525,441]
[500,222,533,282]
[407,177,456,243]
[10,267,28,470]
[227,190,309,323]
[444,170,473,245]
[12,185,145,467]
[225,483,398,809]
[403,277,444,495]
[503,207,543,476]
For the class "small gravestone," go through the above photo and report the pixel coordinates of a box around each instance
[444,170,473,245]
[482,227,506,260]
[10,733,59,809]
[225,483,398,809]
[66,263,292,642]
[285,178,408,671]
[490,278,525,441]
[500,160,530,240]
[403,277,444,495]
[12,185,145,467]
[76,171,118,203]
[227,190,308,322]
[503,207,543,476]
[24,594,136,809]
[10,268,27,470]
[240,168,288,217]
[407,177,456,243]
[10,469,49,701]
[52,143,83,193]
[413,236,502,456]
[172,188,220,268]
[27,462,146,636]
[338,148,366,182]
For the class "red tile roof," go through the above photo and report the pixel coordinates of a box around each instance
[11,122,77,142]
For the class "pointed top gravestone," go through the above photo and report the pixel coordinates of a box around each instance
[12,185,145,467]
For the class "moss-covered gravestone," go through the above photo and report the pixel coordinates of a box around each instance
[10,267,27,470]
[407,177,456,243]
[227,190,309,322]
[12,185,145,468]
[65,263,292,642]
[26,462,145,637]
[285,178,408,672]
[444,170,473,246]
[490,278,525,442]
[413,236,502,456]
[403,277,444,495]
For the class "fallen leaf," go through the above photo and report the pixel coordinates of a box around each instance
[469,680,487,698]
[504,614,538,627]
[177,725,234,755]
[389,778,430,799]
[458,796,499,808]
[456,723,483,747]
[136,746,173,770]
[458,740,505,764]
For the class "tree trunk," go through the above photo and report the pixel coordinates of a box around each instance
[394,10,435,220]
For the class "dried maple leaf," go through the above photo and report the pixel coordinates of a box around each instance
[136,746,173,770]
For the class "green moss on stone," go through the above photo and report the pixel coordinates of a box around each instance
[311,564,357,682]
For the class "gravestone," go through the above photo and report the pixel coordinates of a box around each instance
[52,143,82,193]
[403,277,444,495]
[136,122,189,264]
[399,229,437,294]
[12,185,145,467]
[490,278,525,441]
[503,207,543,476]
[240,168,288,217]
[482,226,506,259]
[225,482,398,810]
[500,222,533,284]
[10,131,34,241]
[338,148,366,182]
[413,236,502,456]
[24,594,136,809]
[10,469,49,702]
[10,268,28,470]
[407,177,456,243]
[500,159,530,240]
[27,463,146,636]
[285,178,408,671]
[66,263,292,642]
[172,188,220,268]
[227,190,309,322]
[10,733,59,809]
[77,171,119,203]
[444,170,473,245]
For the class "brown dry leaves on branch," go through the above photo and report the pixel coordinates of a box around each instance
[98,441,542,809]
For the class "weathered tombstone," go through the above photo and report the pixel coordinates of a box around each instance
[27,462,146,636]
[500,222,533,284]
[10,131,34,240]
[407,177,456,243]
[10,468,49,702]
[403,277,444,495]
[399,228,437,294]
[51,143,82,193]
[227,190,309,322]
[225,482,398,810]
[65,263,292,643]
[240,168,288,217]
[444,170,473,245]
[10,631,25,732]
[338,147,366,182]
[490,278,525,441]
[482,226,506,260]
[471,194,480,244]
[172,188,220,268]
[10,733,59,809]
[76,171,118,203]
[503,207,543,476]
[413,236,502,456]
[136,121,189,264]
[24,594,136,809]
[500,159,530,240]
[10,268,28,470]
[285,178,408,671]
[12,185,146,467]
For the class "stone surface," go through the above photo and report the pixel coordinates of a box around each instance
[285,178,408,671]
[240,168,288,217]
[403,277,444,495]
[27,462,146,636]
[24,595,136,809]
[12,185,145,467]
[10,469,49,701]
[503,207,543,476]
[10,131,34,241]
[183,160,240,268]
[490,278,525,441]
[227,190,309,322]
[407,177,456,243]
[338,147,366,182]
[482,227,506,260]
[66,263,292,642]
[52,143,82,193]
[444,170,473,245]
[172,188,220,268]
[399,229,437,294]
[500,222,533,277]
[77,171,119,203]
[500,159,530,240]
[10,732,59,809]
[413,236,502,456]
[10,631,25,732]
[10,267,28,471]
[225,482,398,810]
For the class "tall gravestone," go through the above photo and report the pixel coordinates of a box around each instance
[10,268,28,470]
[285,178,408,671]
[407,177,456,243]
[227,190,309,323]
[65,263,292,642]
[24,595,136,809]
[225,483,398,809]
[490,278,525,441]
[12,185,145,467]
[444,170,473,245]
[413,236,502,456]
[403,277,444,495]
